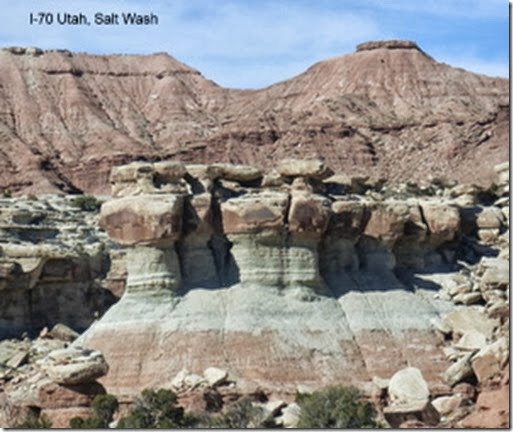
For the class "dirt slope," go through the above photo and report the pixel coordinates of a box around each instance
[0,41,508,194]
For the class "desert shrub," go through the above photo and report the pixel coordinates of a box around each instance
[116,388,197,428]
[91,394,119,423]
[202,397,276,428]
[295,385,379,428]
[70,195,102,212]
[14,413,52,428]
[69,394,118,428]
[69,416,105,428]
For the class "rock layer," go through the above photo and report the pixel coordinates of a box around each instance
[74,159,508,399]
[0,41,507,195]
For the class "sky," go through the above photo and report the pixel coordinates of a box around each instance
[0,0,509,89]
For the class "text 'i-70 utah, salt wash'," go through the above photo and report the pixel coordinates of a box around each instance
[29,12,159,26]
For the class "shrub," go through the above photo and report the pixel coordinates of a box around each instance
[117,388,197,428]
[202,397,276,428]
[69,394,118,428]
[14,413,52,428]
[70,195,102,212]
[295,385,379,428]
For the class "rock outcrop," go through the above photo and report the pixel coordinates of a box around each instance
[374,163,510,428]
[0,41,507,195]
[0,327,110,428]
[74,159,508,402]
[0,159,508,427]
[0,196,118,338]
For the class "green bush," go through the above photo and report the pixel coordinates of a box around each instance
[202,397,275,428]
[69,394,118,428]
[117,388,197,428]
[14,413,52,428]
[70,195,102,212]
[91,394,119,423]
[295,385,379,428]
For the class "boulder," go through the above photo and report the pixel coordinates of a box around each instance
[110,162,157,196]
[153,161,187,184]
[471,338,509,383]
[442,353,474,387]
[211,163,263,182]
[203,367,228,387]
[479,258,509,290]
[364,202,409,245]
[486,300,510,319]
[478,228,500,243]
[5,350,28,369]
[40,347,109,385]
[452,292,482,305]
[420,202,460,245]
[99,194,183,246]
[442,306,499,339]
[279,402,300,428]
[383,400,440,428]
[476,206,504,229]
[47,323,79,342]
[431,395,464,416]
[454,330,487,352]
[388,367,430,404]
[170,368,207,392]
[221,192,289,234]
[276,159,333,180]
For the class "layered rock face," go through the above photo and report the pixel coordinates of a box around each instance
[0,41,508,195]
[0,197,118,338]
[75,159,509,399]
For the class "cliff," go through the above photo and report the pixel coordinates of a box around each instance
[73,159,507,401]
[0,41,508,194]
[0,159,508,427]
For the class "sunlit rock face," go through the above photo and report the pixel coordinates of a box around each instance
[76,159,506,399]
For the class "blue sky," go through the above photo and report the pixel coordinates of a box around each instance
[0,0,509,89]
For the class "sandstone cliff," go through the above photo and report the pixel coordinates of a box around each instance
[0,160,508,427]
[69,159,508,404]
[0,41,508,194]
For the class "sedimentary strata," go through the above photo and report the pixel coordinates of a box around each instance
[0,41,508,195]
[75,159,508,402]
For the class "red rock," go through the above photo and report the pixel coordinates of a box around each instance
[459,383,509,428]
[99,195,183,246]
[221,192,288,234]
[364,203,408,245]
[38,381,106,408]
[41,407,93,428]
[0,41,507,195]
[288,193,331,234]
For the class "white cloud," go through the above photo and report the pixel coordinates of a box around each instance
[0,0,507,88]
